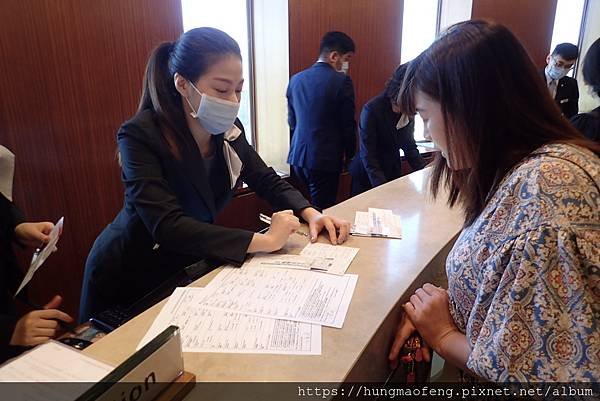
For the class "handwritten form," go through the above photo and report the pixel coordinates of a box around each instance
[199,267,358,328]
[138,287,321,355]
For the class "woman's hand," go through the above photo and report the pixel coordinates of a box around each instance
[388,313,432,369]
[248,210,300,253]
[14,222,54,247]
[404,283,459,354]
[10,295,73,347]
[300,207,350,245]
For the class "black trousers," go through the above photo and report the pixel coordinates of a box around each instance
[292,166,340,210]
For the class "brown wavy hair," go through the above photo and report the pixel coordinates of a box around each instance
[398,20,600,226]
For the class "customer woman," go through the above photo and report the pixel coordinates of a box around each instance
[388,20,599,382]
[80,28,350,322]
[571,37,600,142]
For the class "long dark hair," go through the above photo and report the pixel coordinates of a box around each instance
[582,37,600,98]
[399,20,600,226]
[138,27,241,156]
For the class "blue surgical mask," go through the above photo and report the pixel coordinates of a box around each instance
[185,82,240,135]
[546,60,569,81]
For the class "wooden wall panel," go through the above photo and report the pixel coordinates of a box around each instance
[288,0,404,118]
[471,0,558,68]
[0,0,183,318]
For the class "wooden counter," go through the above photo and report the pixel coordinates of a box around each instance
[84,168,463,387]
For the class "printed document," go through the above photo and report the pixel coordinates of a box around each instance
[200,267,358,328]
[138,287,321,355]
[0,341,113,401]
[298,243,359,275]
[351,208,402,238]
[245,243,358,275]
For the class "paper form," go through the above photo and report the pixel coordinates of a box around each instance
[245,243,358,276]
[351,211,371,235]
[299,243,359,275]
[0,341,112,401]
[138,287,320,355]
[15,217,64,297]
[0,341,112,382]
[350,208,402,239]
[244,254,334,272]
[200,267,358,328]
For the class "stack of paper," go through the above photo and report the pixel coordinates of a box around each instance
[139,264,359,356]
[351,208,402,239]
[138,287,321,355]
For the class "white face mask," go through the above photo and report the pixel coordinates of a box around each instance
[185,81,240,135]
[545,59,570,81]
[339,61,349,74]
[0,145,15,201]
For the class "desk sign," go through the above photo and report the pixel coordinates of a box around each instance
[77,326,185,401]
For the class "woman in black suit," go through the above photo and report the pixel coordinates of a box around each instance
[1,193,73,363]
[349,64,426,195]
[571,37,600,142]
[79,28,350,322]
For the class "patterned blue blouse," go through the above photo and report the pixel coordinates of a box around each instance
[446,143,599,382]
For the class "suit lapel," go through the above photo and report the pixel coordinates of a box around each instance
[181,138,217,219]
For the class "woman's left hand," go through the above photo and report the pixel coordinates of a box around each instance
[403,283,460,354]
[301,207,350,245]
[14,222,54,247]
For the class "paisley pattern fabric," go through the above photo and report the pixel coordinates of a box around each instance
[446,143,600,382]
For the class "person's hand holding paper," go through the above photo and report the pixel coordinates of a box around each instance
[14,221,55,247]
[14,217,64,297]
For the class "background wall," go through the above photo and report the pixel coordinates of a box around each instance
[0,0,183,317]
[471,0,558,68]
[288,0,404,118]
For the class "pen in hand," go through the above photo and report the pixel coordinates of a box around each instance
[259,213,309,237]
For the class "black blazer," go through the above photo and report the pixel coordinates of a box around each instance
[0,194,28,363]
[80,110,311,321]
[542,70,579,119]
[349,93,425,194]
[571,106,600,142]
[286,62,357,172]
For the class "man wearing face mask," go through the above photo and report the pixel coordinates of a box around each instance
[286,31,357,210]
[542,43,579,119]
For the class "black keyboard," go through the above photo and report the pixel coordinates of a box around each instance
[89,258,220,332]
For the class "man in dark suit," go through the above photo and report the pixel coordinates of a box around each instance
[287,31,357,210]
[543,43,579,119]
